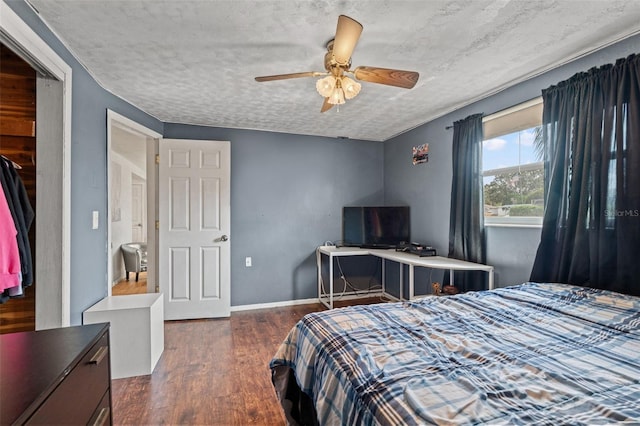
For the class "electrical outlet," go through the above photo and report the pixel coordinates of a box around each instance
[245,257,252,267]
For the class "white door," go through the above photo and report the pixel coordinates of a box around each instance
[159,139,231,320]
[131,182,144,242]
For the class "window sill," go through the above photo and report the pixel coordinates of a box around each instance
[485,221,542,229]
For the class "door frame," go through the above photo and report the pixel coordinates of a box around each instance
[1,3,73,329]
[106,110,161,295]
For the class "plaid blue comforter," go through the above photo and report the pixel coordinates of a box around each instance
[270,282,640,425]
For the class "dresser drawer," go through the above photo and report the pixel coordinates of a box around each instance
[26,332,110,425]
[88,390,112,426]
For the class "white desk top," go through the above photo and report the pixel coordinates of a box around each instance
[317,246,373,256]
[317,246,493,271]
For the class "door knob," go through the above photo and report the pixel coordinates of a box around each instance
[215,235,229,242]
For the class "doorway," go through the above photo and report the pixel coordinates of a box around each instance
[1,3,72,330]
[107,110,161,296]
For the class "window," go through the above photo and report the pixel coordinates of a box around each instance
[482,98,544,226]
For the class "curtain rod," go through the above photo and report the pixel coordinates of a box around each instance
[445,115,487,130]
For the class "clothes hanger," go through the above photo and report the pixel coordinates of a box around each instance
[1,155,22,169]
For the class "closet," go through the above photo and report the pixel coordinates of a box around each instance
[0,43,37,334]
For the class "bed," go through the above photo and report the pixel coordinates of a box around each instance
[270,282,640,425]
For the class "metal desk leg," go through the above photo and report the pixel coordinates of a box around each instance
[317,251,331,309]
[409,264,415,300]
[450,268,454,287]
[488,268,494,290]
[399,264,404,300]
[381,259,386,296]
[317,249,322,303]
[329,254,334,309]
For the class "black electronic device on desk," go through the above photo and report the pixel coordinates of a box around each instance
[396,242,437,257]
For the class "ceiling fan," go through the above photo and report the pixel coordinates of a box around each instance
[254,15,419,113]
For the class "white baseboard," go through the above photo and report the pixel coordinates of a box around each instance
[230,290,385,312]
[110,276,126,287]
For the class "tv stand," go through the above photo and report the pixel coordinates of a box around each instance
[316,246,494,309]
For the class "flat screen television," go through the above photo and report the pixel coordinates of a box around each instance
[342,206,410,248]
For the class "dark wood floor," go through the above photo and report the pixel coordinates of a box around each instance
[111,297,385,425]
[0,284,35,334]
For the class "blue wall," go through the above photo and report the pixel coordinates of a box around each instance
[163,125,384,305]
[9,0,383,319]
[384,34,640,288]
[7,0,640,323]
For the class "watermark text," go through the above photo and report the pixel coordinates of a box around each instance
[604,209,640,217]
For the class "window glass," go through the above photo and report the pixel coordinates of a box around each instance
[483,125,544,225]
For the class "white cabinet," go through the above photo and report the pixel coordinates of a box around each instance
[84,293,164,379]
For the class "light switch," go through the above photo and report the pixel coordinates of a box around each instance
[245,257,252,267]
[92,211,99,229]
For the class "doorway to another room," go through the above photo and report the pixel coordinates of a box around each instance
[107,110,161,296]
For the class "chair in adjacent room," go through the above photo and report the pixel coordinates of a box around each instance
[120,242,148,282]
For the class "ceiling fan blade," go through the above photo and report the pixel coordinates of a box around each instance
[321,97,334,113]
[255,72,322,82]
[332,15,363,65]
[353,66,419,89]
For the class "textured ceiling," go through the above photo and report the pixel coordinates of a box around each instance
[27,0,640,141]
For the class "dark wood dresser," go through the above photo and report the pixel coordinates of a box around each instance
[0,323,112,425]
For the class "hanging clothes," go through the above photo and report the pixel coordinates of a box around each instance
[0,157,34,302]
[0,184,21,294]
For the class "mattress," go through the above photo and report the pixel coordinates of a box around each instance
[270,282,640,425]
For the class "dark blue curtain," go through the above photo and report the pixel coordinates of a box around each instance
[448,113,486,291]
[530,54,640,296]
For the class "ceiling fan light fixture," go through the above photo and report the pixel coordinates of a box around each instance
[328,86,345,105]
[341,76,361,100]
[254,15,419,113]
[316,75,336,97]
